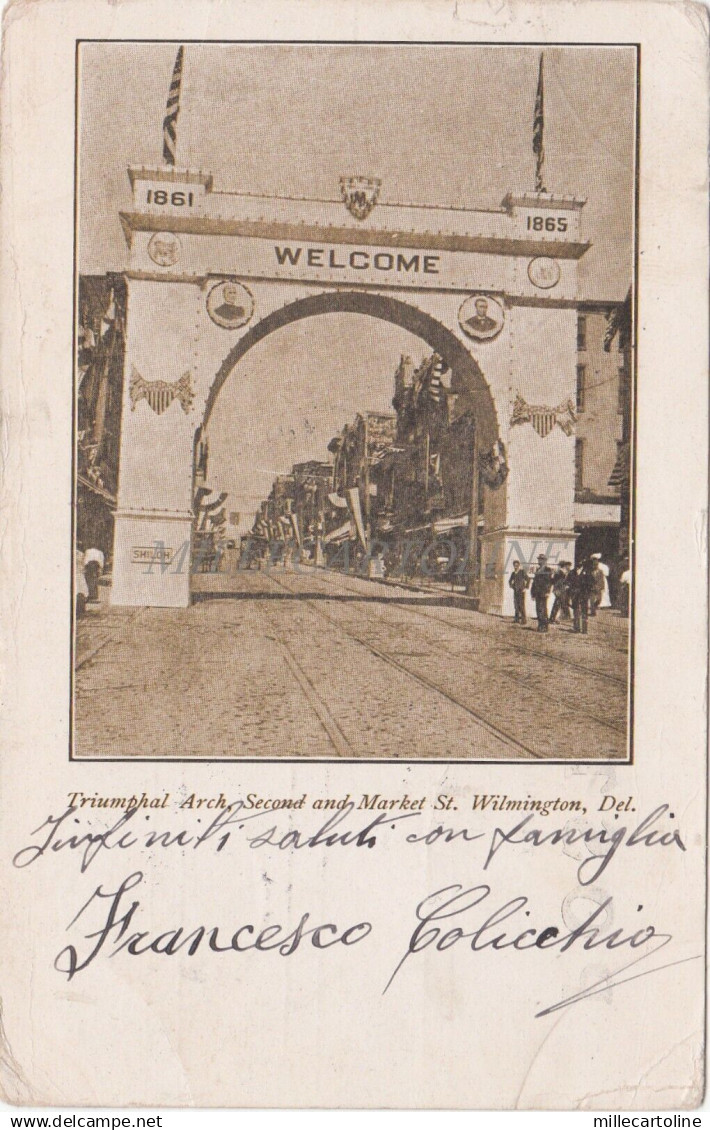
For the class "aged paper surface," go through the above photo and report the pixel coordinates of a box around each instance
[0,0,707,1110]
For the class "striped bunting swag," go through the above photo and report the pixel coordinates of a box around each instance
[510,394,577,438]
[608,442,630,490]
[429,355,446,403]
[162,46,184,166]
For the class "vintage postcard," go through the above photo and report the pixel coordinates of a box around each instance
[0,0,707,1112]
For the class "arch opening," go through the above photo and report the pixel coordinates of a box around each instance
[202,291,499,445]
[194,290,504,596]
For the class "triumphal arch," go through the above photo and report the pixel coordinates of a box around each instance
[110,165,588,613]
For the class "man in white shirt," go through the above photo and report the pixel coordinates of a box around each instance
[83,547,105,603]
[590,552,611,610]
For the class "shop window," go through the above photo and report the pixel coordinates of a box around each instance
[575,438,585,492]
[576,364,586,411]
[618,366,630,414]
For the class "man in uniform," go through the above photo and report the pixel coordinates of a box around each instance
[508,559,529,625]
[530,554,554,633]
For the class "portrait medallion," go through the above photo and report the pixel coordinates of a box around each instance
[458,294,505,341]
[206,280,254,329]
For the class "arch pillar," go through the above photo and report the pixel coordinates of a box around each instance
[110,279,204,606]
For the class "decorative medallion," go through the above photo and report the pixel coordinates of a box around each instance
[527,256,561,289]
[510,394,577,438]
[339,176,381,221]
[206,280,254,329]
[458,294,505,342]
[130,367,194,415]
[147,231,182,268]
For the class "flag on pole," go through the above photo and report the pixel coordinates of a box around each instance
[533,53,546,193]
[162,46,184,165]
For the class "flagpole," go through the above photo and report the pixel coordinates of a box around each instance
[466,424,480,600]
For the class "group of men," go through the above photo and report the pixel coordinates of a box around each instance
[509,554,608,634]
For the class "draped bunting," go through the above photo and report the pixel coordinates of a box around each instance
[510,394,577,438]
[130,368,194,415]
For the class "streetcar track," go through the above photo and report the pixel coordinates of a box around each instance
[350,575,626,687]
[75,637,112,671]
[248,601,355,758]
[291,568,628,689]
[353,607,627,735]
[497,644,626,688]
[264,568,626,739]
[264,571,543,760]
[75,607,149,671]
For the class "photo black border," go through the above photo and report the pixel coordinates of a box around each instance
[70,38,639,765]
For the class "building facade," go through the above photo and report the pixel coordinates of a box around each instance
[574,301,631,576]
[76,276,126,559]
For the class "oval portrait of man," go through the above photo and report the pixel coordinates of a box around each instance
[206,280,254,330]
[458,294,505,342]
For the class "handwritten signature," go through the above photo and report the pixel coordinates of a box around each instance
[52,871,699,1020]
[384,881,697,1017]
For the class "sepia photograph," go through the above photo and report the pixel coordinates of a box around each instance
[2,2,706,1111]
[74,42,636,761]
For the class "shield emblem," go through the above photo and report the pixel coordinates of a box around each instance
[531,410,557,438]
[340,176,381,221]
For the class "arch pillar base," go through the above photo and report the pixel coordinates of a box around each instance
[479,528,578,617]
[110,510,193,607]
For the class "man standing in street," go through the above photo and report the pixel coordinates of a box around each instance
[569,559,595,634]
[508,559,529,625]
[530,554,554,633]
[550,560,572,624]
[589,552,611,612]
[83,546,105,603]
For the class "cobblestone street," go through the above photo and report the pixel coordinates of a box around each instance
[74,566,629,760]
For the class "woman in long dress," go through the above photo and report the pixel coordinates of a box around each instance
[590,553,611,608]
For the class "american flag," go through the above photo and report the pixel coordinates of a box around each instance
[533,53,546,193]
[162,47,184,166]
